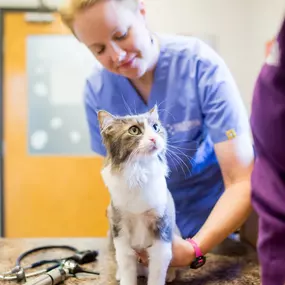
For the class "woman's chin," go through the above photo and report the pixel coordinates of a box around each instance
[121,70,143,79]
[118,65,147,79]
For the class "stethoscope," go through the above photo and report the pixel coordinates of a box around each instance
[0,245,100,284]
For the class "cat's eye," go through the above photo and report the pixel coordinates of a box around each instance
[128,126,142,135]
[153,123,160,132]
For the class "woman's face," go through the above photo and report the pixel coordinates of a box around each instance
[73,0,154,79]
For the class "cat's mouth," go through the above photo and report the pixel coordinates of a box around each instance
[137,141,164,157]
[148,146,157,154]
[145,143,162,155]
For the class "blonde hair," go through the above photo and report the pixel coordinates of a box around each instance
[59,0,139,32]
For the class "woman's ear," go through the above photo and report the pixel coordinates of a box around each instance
[138,0,146,17]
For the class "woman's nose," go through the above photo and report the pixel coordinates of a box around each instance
[109,42,127,63]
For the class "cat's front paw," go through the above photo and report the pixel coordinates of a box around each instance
[115,270,138,285]
[166,267,177,283]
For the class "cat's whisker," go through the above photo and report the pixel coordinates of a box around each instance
[120,93,134,116]
[168,153,188,178]
[152,100,176,120]
[156,99,175,112]
[165,151,179,173]
[168,138,199,144]
[167,141,199,151]
[167,150,195,169]
[166,148,192,177]
[170,148,194,174]
[157,108,176,120]
[166,150,186,176]
[170,150,191,175]
[151,100,176,120]
[168,144,198,151]
[133,100,138,116]
[167,145,196,167]
[155,99,167,110]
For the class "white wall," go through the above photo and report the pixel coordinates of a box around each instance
[144,0,285,114]
[0,0,284,113]
[246,0,285,112]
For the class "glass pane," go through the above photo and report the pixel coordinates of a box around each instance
[27,35,100,155]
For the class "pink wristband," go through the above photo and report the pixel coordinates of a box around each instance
[185,238,206,269]
[186,238,203,257]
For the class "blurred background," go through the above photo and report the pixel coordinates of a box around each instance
[0,0,284,238]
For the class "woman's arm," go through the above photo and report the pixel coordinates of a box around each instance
[163,133,254,268]
[193,133,254,255]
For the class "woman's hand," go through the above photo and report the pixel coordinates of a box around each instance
[136,234,195,267]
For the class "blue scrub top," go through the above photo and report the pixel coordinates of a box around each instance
[84,34,250,239]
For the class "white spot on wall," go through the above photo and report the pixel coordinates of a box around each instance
[50,117,63,129]
[69,131,81,144]
[30,130,48,150]
[33,82,48,97]
[35,66,45,75]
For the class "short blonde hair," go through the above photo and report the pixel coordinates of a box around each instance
[59,0,139,32]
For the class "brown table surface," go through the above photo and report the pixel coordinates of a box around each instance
[0,237,260,285]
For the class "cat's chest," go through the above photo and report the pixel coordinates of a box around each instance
[124,210,160,250]
[101,163,167,213]
[109,177,166,213]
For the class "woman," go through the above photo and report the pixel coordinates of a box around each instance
[250,18,285,285]
[59,0,254,268]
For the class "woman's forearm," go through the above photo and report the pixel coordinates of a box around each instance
[192,180,252,255]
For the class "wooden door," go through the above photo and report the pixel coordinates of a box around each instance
[3,11,109,237]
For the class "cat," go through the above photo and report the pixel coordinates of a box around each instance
[97,105,178,285]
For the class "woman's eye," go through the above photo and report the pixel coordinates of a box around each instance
[114,30,129,41]
[96,47,105,55]
[128,126,141,135]
[153,123,160,132]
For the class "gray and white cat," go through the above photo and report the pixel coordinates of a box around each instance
[97,105,178,285]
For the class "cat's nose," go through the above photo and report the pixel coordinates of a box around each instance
[149,138,156,144]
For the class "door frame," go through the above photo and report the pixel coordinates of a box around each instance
[0,6,57,237]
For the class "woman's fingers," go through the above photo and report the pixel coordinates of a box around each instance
[135,250,149,266]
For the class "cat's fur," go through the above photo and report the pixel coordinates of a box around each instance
[97,105,178,285]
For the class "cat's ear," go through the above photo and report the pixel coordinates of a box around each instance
[97,110,115,130]
[149,104,159,120]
